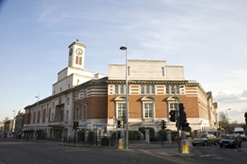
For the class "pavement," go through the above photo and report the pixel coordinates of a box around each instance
[56,140,195,156]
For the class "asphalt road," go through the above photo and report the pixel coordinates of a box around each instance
[1,138,247,164]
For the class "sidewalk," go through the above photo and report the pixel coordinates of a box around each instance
[57,140,194,156]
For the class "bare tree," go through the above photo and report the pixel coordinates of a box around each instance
[218,112,228,130]
[3,117,10,123]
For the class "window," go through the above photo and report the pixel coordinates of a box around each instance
[82,105,87,120]
[83,89,87,98]
[151,85,155,94]
[162,67,165,76]
[144,103,153,118]
[141,97,155,119]
[67,97,70,105]
[76,56,82,65]
[66,110,69,121]
[176,85,180,94]
[141,85,144,94]
[171,85,175,94]
[115,84,119,94]
[169,103,178,111]
[117,103,126,119]
[77,92,80,99]
[120,85,124,94]
[166,85,169,94]
[166,85,180,94]
[146,85,150,94]
[140,85,155,94]
[115,84,126,94]
[76,107,80,120]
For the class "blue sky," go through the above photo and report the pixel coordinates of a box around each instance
[0,0,247,123]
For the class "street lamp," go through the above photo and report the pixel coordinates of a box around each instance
[226,108,231,133]
[34,95,39,140]
[120,45,129,150]
[12,110,15,137]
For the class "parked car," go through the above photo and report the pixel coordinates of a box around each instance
[219,134,242,148]
[216,134,227,144]
[192,133,217,146]
[234,127,247,141]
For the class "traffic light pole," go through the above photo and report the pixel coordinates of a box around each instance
[74,129,76,145]
[176,104,181,154]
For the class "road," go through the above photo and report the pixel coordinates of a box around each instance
[0,138,247,164]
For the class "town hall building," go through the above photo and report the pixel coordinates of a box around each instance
[23,40,218,140]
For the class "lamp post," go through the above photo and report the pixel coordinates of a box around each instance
[120,45,129,150]
[226,108,231,133]
[34,95,39,140]
[12,110,15,137]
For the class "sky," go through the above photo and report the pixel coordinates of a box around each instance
[0,0,247,123]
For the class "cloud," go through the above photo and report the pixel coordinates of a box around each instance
[215,90,247,103]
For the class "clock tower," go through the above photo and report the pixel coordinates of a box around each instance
[68,40,86,69]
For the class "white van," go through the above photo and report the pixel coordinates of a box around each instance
[234,127,246,141]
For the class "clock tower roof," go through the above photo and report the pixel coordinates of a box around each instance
[68,40,86,48]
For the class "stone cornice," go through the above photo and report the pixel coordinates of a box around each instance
[107,80,187,85]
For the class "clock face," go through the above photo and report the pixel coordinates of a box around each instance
[69,48,73,56]
[76,48,83,55]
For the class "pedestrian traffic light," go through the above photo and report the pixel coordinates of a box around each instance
[169,110,176,122]
[161,120,166,129]
[73,121,79,130]
[117,120,121,128]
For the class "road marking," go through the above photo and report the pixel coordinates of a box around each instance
[200,154,218,157]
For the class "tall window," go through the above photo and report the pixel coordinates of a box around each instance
[82,105,87,120]
[66,110,69,121]
[117,103,126,118]
[141,85,145,94]
[120,85,124,94]
[67,97,70,105]
[76,107,80,120]
[144,103,153,118]
[115,84,119,94]
[146,85,150,94]
[77,92,80,100]
[83,89,87,98]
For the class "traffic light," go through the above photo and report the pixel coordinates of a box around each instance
[179,103,186,124]
[161,120,166,129]
[245,112,247,124]
[73,121,79,130]
[179,103,189,128]
[117,120,121,128]
[123,115,126,124]
[169,110,176,122]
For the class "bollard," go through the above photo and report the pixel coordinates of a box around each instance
[182,139,189,154]
[188,137,192,146]
[118,138,124,149]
